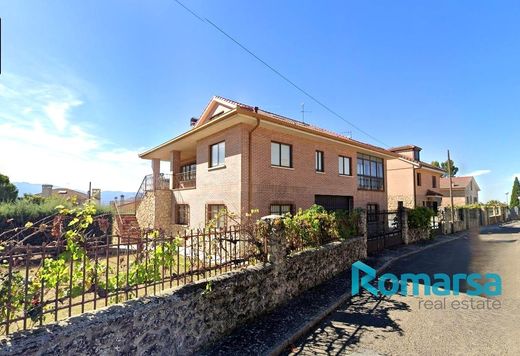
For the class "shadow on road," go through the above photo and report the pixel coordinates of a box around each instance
[480,224,520,236]
[289,291,411,355]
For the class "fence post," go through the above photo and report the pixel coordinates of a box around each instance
[267,218,286,265]
[359,210,368,240]
[401,208,410,244]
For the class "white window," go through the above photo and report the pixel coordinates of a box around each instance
[271,142,292,168]
[210,141,225,167]
[338,156,351,176]
[316,151,324,172]
[270,204,293,215]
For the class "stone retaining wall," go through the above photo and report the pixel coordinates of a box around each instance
[1,236,366,356]
[135,190,173,233]
[407,228,430,244]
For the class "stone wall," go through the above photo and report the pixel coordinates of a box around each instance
[407,228,430,244]
[388,195,415,210]
[1,236,366,356]
[135,190,173,233]
[135,191,155,229]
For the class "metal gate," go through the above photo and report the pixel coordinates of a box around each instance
[367,209,403,255]
[430,215,442,236]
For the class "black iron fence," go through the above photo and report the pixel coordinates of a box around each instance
[0,226,265,336]
[366,209,403,254]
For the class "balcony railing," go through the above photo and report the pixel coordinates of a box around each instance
[135,174,172,203]
[173,171,196,189]
[357,175,384,191]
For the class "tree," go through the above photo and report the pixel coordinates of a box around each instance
[431,160,458,177]
[486,200,505,207]
[0,173,18,203]
[510,177,520,208]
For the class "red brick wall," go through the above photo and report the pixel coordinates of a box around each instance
[173,123,388,228]
[249,126,388,216]
[173,124,247,228]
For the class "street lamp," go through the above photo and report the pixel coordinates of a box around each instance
[505,192,509,206]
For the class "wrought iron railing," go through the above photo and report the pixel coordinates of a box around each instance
[0,225,265,336]
[134,174,172,210]
[173,171,196,189]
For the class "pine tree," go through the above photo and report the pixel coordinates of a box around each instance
[432,160,458,177]
[510,177,520,208]
[0,173,18,203]
[441,159,458,177]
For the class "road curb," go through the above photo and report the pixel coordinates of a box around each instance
[269,233,466,356]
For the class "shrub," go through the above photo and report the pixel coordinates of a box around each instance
[407,207,434,230]
[335,208,362,239]
[0,196,113,244]
[282,205,362,252]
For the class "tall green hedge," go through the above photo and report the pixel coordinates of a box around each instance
[407,207,434,230]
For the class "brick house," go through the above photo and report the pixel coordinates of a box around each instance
[386,145,445,211]
[136,96,399,230]
[440,176,480,206]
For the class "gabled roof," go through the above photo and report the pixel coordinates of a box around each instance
[394,154,446,173]
[37,188,88,199]
[425,189,444,197]
[440,176,480,191]
[140,96,402,160]
[389,145,422,152]
[194,96,255,128]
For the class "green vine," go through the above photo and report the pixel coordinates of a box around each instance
[0,203,181,333]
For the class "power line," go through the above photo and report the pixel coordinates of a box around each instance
[173,0,390,148]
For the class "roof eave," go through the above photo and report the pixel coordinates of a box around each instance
[238,107,399,159]
[138,108,240,159]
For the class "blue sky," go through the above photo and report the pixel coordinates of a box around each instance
[0,1,519,200]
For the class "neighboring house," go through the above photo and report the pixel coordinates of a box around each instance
[38,184,89,204]
[137,96,400,230]
[386,145,445,211]
[440,176,480,206]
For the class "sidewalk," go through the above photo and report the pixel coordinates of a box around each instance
[199,232,465,356]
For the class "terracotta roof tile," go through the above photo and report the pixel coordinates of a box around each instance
[214,96,396,157]
[440,176,474,189]
[394,153,446,173]
[389,145,422,152]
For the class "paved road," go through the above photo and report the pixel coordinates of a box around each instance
[288,223,520,355]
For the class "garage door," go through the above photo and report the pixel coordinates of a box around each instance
[314,195,353,213]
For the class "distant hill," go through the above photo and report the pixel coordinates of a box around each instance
[14,182,136,205]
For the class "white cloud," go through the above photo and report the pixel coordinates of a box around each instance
[463,169,491,177]
[0,74,149,192]
[44,100,82,131]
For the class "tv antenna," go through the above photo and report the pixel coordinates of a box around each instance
[301,103,311,123]
[342,131,353,139]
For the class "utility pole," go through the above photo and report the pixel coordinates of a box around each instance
[447,150,455,234]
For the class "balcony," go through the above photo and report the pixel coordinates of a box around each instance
[173,171,196,189]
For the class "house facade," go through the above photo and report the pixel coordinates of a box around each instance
[137,96,398,230]
[38,184,90,204]
[386,145,445,211]
[440,176,480,206]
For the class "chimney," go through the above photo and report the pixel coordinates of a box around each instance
[91,189,101,205]
[41,184,53,198]
[120,194,125,204]
[389,145,422,161]
[254,106,259,113]
[190,117,198,127]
